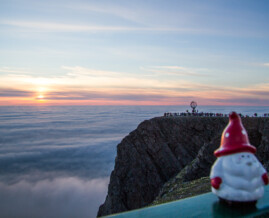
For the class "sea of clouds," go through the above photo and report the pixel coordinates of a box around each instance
[0,177,109,218]
[0,105,267,217]
[0,105,167,218]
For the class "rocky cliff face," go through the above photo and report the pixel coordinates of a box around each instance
[98,116,268,217]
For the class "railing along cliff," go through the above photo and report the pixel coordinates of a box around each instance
[103,186,269,218]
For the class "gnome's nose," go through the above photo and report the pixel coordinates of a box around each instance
[247,162,252,166]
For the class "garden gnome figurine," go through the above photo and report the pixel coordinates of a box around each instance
[210,112,269,206]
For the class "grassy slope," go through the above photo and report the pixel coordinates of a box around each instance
[151,177,211,206]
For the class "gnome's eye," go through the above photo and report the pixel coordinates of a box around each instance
[247,155,250,158]
[242,155,245,158]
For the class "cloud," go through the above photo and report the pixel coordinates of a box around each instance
[62,66,122,77]
[65,2,260,38]
[37,90,195,102]
[0,88,34,97]
[214,97,269,105]
[0,67,31,74]
[1,20,203,33]
[0,65,198,105]
[0,106,132,217]
[0,127,119,180]
[0,66,170,90]
[65,3,151,26]
[0,177,109,218]
[65,2,208,32]
[264,63,269,67]
[142,66,210,77]
[1,20,135,32]
[1,65,269,106]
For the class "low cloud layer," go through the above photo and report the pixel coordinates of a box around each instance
[0,106,152,217]
[0,177,109,218]
[0,105,267,218]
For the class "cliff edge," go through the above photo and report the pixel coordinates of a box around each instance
[98,116,268,217]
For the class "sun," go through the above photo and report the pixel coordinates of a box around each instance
[35,87,47,101]
[36,94,45,101]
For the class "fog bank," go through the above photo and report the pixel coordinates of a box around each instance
[0,177,109,218]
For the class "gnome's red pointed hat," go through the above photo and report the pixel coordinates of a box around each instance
[214,111,256,157]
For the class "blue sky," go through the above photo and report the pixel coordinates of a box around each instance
[0,0,269,105]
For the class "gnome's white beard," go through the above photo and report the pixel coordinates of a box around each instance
[211,152,265,202]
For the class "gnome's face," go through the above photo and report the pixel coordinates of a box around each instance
[222,152,260,179]
[233,152,257,166]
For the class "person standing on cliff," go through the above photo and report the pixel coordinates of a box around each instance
[210,112,269,206]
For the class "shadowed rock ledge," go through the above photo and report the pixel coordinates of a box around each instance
[98,116,268,217]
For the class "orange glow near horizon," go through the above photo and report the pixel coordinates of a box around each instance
[1,69,269,106]
[0,95,268,106]
[0,84,269,106]
[0,65,269,107]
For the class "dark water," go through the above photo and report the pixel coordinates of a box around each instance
[0,105,268,217]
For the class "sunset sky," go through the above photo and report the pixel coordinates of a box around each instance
[1,0,269,106]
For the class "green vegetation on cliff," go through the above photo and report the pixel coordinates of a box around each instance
[152,177,211,206]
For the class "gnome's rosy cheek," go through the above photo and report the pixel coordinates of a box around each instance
[235,156,242,164]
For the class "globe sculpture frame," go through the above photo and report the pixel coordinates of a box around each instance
[190,101,197,113]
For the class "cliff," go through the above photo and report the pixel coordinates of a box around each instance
[98,116,269,217]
